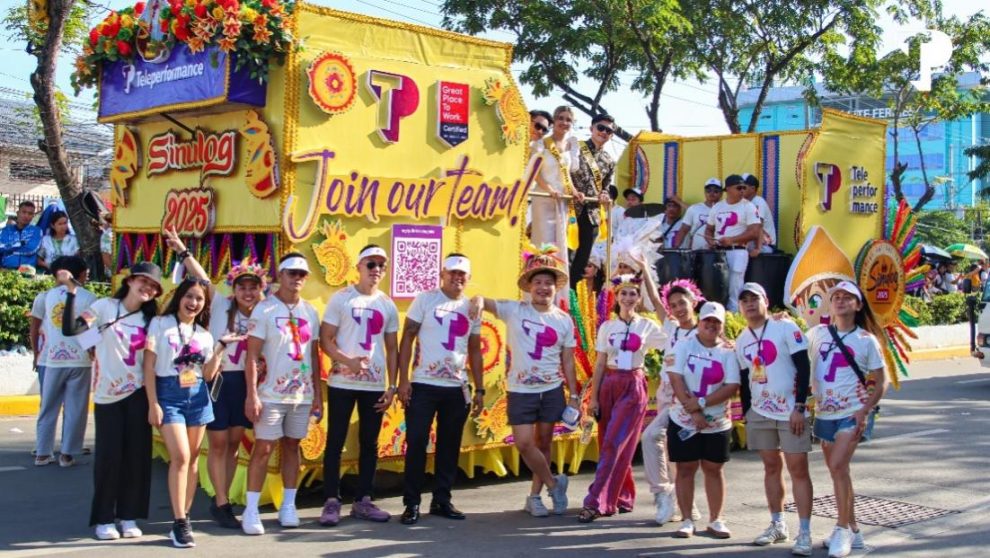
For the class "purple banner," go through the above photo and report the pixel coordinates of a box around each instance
[390,224,443,299]
[98,44,266,122]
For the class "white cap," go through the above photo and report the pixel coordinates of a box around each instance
[278,256,310,273]
[828,280,862,301]
[739,282,768,301]
[443,255,471,274]
[357,246,388,261]
[699,301,726,323]
[704,177,722,188]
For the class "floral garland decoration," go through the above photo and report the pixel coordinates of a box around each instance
[71,0,298,93]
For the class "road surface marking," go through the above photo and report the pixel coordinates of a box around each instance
[956,378,987,384]
[871,428,948,444]
[0,466,26,473]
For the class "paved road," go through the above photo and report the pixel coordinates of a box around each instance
[1,357,988,557]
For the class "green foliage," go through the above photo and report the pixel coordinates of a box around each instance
[0,272,110,349]
[643,348,663,381]
[928,292,969,325]
[2,1,90,55]
[965,144,990,191]
[904,295,935,325]
[916,210,971,249]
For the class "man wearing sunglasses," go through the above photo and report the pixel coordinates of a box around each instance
[319,245,400,526]
[704,174,762,310]
[529,110,552,142]
[568,113,616,289]
[741,173,777,256]
[674,178,723,251]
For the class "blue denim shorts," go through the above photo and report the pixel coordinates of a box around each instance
[156,375,214,427]
[813,410,876,443]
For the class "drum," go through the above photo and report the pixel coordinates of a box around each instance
[658,250,695,285]
[744,252,793,309]
[695,250,729,305]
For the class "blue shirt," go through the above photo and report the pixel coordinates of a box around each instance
[0,223,42,269]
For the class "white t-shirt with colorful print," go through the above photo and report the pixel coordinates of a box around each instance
[323,286,400,392]
[407,289,481,388]
[667,336,741,434]
[658,320,698,407]
[495,300,576,394]
[209,295,257,372]
[146,316,215,378]
[734,319,808,421]
[81,298,149,404]
[807,325,884,419]
[706,199,760,241]
[250,296,320,404]
[31,285,95,368]
[595,315,666,370]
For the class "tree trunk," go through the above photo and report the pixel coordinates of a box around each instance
[29,0,104,278]
[912,125,936,211]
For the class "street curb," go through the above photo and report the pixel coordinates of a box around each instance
[910,346,971,361]
[0,396,94,417]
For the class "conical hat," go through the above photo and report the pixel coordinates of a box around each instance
[785,226,855,308]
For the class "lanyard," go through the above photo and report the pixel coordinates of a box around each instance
[174,316,194,354]
[97,300,141,334]
[673,324,696,344]
[619,316,635,351]
[747,322,769,366]
[283,299,303,362]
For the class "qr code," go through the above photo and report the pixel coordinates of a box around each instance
[392,238,441,298]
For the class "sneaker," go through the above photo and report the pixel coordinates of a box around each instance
[169,518,195,548]
[241,507,265,535]
[210,502,241,529]
[119,520,142,538]
[278,503,300,528]
[792,531,813,556]
[753,521,789,545]
[524,495,550,518]
[94,523,120,540]
[548,474,569,515]
[707,519,732,539]
[320,498,341,526]
[58,454,75,468]
[34,454,54,466]
[350,496,390,522]
[674,519,695,538]
[654,492,676,526]
[827,526,853,558]
[823,527,865,550]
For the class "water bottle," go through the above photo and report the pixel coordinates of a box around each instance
[578,416,595,445]
[677,426,696,441]
[561,405,580,429]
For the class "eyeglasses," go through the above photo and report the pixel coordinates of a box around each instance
[595,124,615,135]
[366,261,387,271]
[533,122,548,134]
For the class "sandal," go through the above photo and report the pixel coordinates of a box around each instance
[34,454,55,466]
[578,507,602,523]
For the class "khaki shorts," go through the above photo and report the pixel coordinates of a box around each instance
[254,401,311,441]
[745,408,812,453]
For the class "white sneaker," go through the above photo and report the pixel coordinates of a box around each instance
[654,492,676,525]
[827,526,853,558]
[119,520,142,538]
[753,521,789,545]
[94,523,120,540]
[278,503,300,528]
[707,519,732,539]
[674,519,695,538]
[548,474,569,515]
[792,531,813,556]
[823,527,865,549]
[524,495,550,517]
[241,507,265,535]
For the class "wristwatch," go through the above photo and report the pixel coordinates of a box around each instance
[474,388,486,396]
[698,397,707,409]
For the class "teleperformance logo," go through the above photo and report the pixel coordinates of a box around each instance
[888,28,953,93]
[121,62,206,94]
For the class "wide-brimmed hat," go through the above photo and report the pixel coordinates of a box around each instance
[128,261,163,295]
[518,244,568,290]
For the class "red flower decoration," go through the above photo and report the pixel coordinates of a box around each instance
[194,3,207,18]
[116,40,132,57]
[134,2,145,15]
[89,28,100,46]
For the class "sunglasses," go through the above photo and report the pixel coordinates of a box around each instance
[595,124,615,135]
[533,122,548,134]
[365,261,387,270]
[182,278,211,288]
[284,269,308,278]
[704,187,722,193]
[173,352,206,367]
[733,185,747,191]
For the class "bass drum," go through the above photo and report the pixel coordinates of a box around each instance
[658,250,696,285]
[745,252,793,309]
[695,250,729,305]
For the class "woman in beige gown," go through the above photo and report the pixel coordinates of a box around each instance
[528,106,576,272]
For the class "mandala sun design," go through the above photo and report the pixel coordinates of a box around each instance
[307,51,357,115]
[313,219,350,286]
[473,380,510,441]
[479,320,502,372]
[482,77,528,146]
[300,420,326,462]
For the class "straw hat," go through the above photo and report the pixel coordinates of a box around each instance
[517,244,568,290]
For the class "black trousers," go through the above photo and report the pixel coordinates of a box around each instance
[402,383,470,506]
[570,210,599,289]
[90,388,151,525]
[323,386,384,500]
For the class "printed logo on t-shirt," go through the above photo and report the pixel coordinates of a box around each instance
[521,319,558,360]
[275,317,312,361]
[608,331,642,352]
[351,307,384,350]
[819,342,855,383]
[686,354,725,396]
[49,302,65,328]
[715,211,739,235]
[114,323,147,367]
[434,308,470,350]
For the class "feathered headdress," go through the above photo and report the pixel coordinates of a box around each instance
[610,273,643,293]
[518,243,568,290]
[225,257,268,287]
[659,278,704,316]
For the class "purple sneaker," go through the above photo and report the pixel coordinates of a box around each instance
[320,498,341,526]
[350,496,391,522]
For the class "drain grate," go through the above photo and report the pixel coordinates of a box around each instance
[783,495,960,528]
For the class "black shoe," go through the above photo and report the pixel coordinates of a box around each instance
[211,501,241,529]
[400,505,420,525]
[169,518,195,548]
[429,502,466,520]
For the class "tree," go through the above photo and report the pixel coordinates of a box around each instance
[441,0,697,139]
[965,143,990,198]
[2,1,104,276]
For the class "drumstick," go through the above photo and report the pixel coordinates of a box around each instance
[528,191,574,200]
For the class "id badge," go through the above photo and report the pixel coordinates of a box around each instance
[617,350,633,370]
[178,367,199,388]
[77,327,102,351]
[751,361,767,383]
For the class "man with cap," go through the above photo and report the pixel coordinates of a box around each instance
[704,174,762,310]
[741,174,777,255]
[674,178,723,251]
[469,246,580,517]
[242,252,322,535]
[665,301,740,539]
[319,244,400,525]
[529,110,552,143]
[397,253,484,524]
[734,283,814,555]
[568,114,616,289]
[610,187,643,239]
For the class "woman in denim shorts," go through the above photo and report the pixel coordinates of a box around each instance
[143,275,243,548]
[805,281,886,558]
